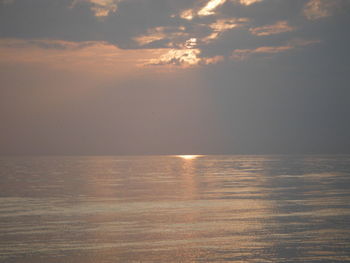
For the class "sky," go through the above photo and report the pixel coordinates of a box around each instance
[0,0,350,155]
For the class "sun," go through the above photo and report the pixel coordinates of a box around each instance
[177,155,202,160]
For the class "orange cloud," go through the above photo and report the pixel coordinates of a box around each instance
[232,39,320,60]
[0,38,225,72]
[210,18,249,32]
[134,28,167,46]
[179,0,260,21]
[204,18,249,42]
[147,49,201,67]
[0,39,164,75]
[237,0,262,6]
[134,26,187,47]
[249,21,295,36]
[180,9,195,20]
[198,0,227,16]
[146,48,224,68]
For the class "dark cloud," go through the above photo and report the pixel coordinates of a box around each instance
[1,0,349,55]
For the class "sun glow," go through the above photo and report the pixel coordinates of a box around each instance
[177,155,203,160]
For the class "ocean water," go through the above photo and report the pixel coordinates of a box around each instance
[0,155,349,263]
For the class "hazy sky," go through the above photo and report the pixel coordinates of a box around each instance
[1,0,350,155]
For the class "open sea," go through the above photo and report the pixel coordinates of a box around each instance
[0,155,349,262]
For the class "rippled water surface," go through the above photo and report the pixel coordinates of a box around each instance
[0,155,350,262]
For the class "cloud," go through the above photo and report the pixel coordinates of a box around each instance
[180,9,195,20]
[179,0,227,20]
[202,18,249,43]
[71,0,118,17]
[133,26,170,46]
[0,38,164,75]
[303,0,344,20]
[198,0,227,16]
[232,38,320,60]
[179,0,262,20]
[232,46,291,60]
[133,26,188,48]
[147,48,200,67]
[249,21,295,36]
[1,0,348,68]
[0,38,97,50]
[236,0,263,6]
[146,48,224,67]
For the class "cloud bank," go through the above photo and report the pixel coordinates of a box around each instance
[1,0,349,67]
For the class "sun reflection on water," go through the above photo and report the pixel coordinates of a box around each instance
[2,155,349,262]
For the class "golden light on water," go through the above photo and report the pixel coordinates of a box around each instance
[177,155,203,160]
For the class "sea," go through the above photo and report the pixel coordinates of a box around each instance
[0,155,349,262]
